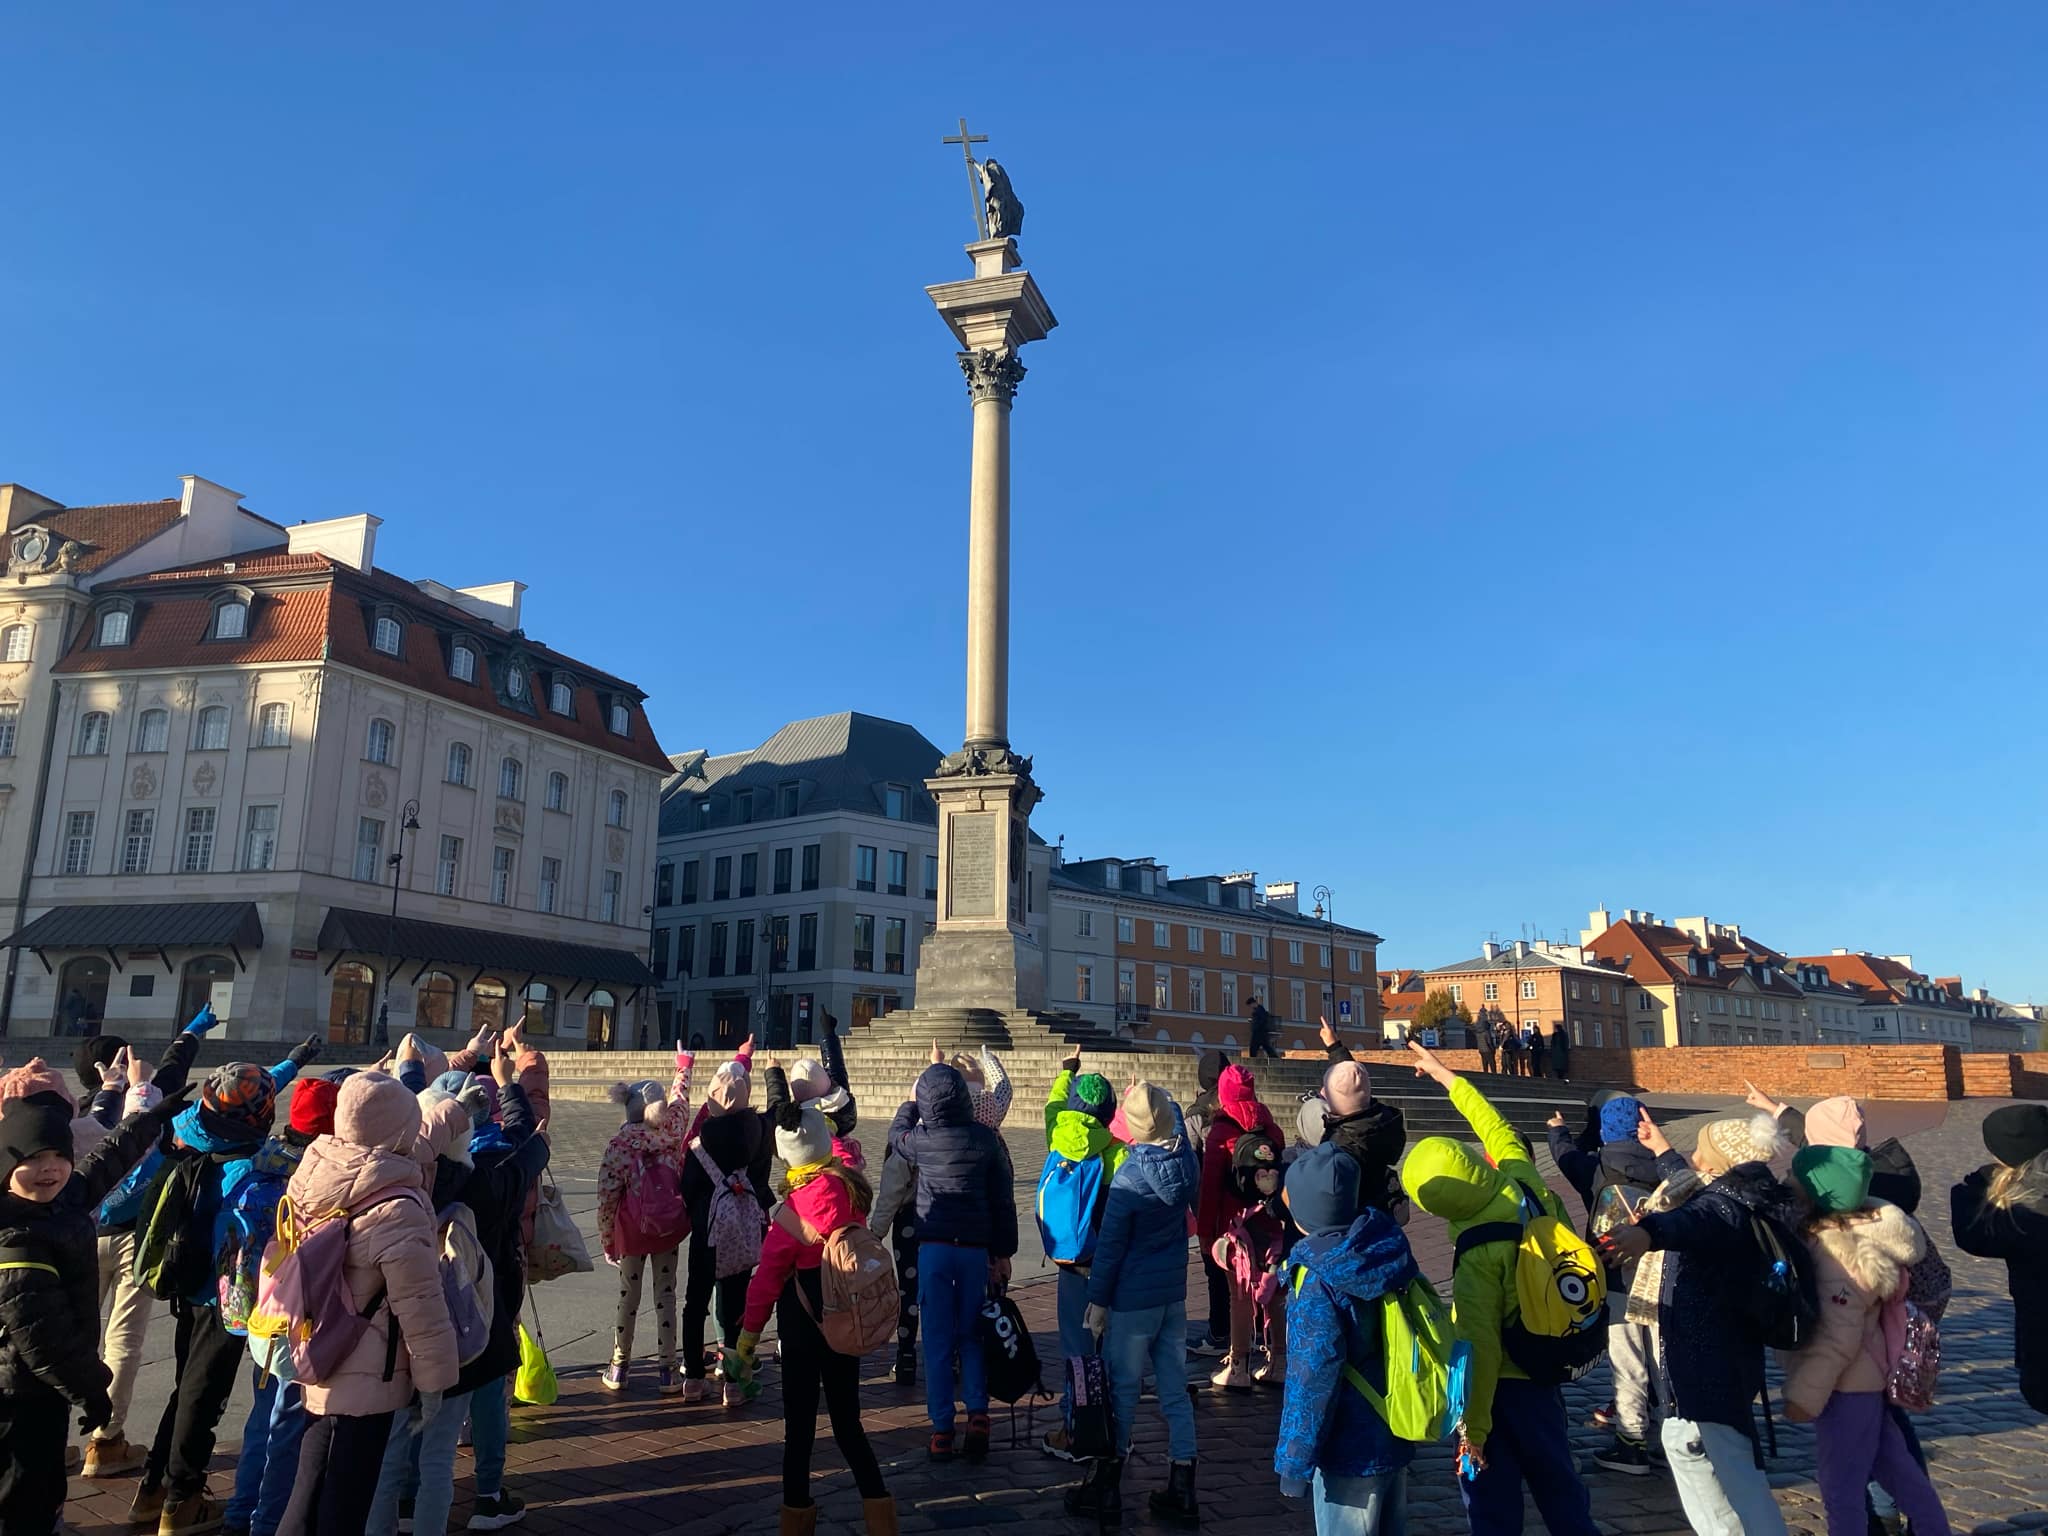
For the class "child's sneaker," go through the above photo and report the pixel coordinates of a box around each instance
[928,1430,957,1462]
[722,1380,750,1410]
[963,1413,991,1462]
[467,1490,528,1530]
[1254,1351,1285,1386]
[681,1376,710,1403]
[159,1487,225,1536]
[601,1361,629,1393]
[1209,1354,1252,1392]
[1592,1436,1652,1476]
[656,1364,683,1396]
[1188,1333,1228,1358]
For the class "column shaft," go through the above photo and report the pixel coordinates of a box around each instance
[964,393,1011,749]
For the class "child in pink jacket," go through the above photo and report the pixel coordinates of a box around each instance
[277,1073,458,1536]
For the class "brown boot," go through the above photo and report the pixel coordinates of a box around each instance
[159,1486,225,1536]
[86,1434,148,1479]
[863,1496,899,1536]
[127,1482,166,1526]
[778,1505,819,1536]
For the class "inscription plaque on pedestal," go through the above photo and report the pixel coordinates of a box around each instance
[949,811,1000,918]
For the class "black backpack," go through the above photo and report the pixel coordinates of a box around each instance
[978,1291,1043,1404]
[1738,1211,1819,1351]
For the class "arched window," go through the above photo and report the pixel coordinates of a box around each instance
[76,711,110,756]
[499,757,522,800]
[445,741,472,786]
[179,954,235,1030]
[135,708,169,753]
[519,980,556,1037]
[586,988,617,1048]
[54,956,109,1036]
[256,703,290,747]
[416,970,458,1032]
[505,666,526,700]
[450,644,476,683]
[472,977,508,1037]
[325,960,374,1044]
[366,717,394,765]
[549,679,573,716]
[1,624,29,662]
[97,609,130,647]
[609,702,630,736]
[194,706,229,751]
[546,772,568,812]
[607,789,627,828]
[373,615,402,655]
[212,600,248,640]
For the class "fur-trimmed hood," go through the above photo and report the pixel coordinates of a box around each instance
[1807,1198,1923,1299]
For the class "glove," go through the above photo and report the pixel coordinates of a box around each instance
[1084,1303,1108,1339]
[183,1003,222,1036]
[288,1035,324,1070]
[78,1384,113,1437]
[1278,1477,1309,1500]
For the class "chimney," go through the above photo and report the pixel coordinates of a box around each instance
[1513,939,1530,960]
[286,513,381,572]
[0,484,62,532]
[1481,941,1501,962]
[1263,881,1299,914]
[418,579,527,632]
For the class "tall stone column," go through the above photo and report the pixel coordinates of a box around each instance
[961,348,1024,751]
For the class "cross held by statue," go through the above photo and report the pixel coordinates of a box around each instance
[942,116,991,240]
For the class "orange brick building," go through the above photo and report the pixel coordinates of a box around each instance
[1424,941,1633,1049]
[1048,858,1382,1051]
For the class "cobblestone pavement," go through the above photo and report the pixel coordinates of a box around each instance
[55,1085,2048,1536]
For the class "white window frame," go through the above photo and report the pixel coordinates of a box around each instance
[491,846,515,906]
[1,624,30,662]
[1153,921,1170,948]
[62,811,95,874]
[0,702,17,757]
[1222,974,1238,1015]
[1522,979,1538,1000]
[373,615,402,655]
[499,757,522,800]
[354,817,384,883]
[1153,965,1172,1009]
[609,702,629,735]
[600,868,622,923]
[1288,940,1304,965]
[1076,962,1094,1003]
[366,717,395,764]
[1251,935,1267,961]
[181,807,217,873]
[77,711,111,756]
[1189,970,1206,1014]
[1076,909,1095,939]
[538,856,560,914]
[1116,916,1134,944]
[1483,982,1499,1001]
[1187,925,1203,952]
[451,644,476,683]
[242,805,279,871]
[213,601,248,640]
[550,680,573,715]
[121,809,154,874]
[256,702,290,748]
[1219,930,1235,958]
[194,706,229,752]
[546,772,568,812]
[446,741,472,786]
[436,835,462,896]
[607,789,628,828]
[97,609,129,646]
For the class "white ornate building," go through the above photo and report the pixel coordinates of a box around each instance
[0,474,667,1048]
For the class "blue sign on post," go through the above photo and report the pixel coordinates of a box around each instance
[1338,1000,1353,1020]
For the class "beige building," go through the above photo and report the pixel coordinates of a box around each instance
[0,475,667,1048]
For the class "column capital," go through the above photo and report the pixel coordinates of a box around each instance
[958,348,1027,406]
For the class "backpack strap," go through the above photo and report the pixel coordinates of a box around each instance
[0,1243,59,1281]
[1452,1221,1524,1271]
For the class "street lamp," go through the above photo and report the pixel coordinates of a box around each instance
[373,800,422,1048]
[1312,885,1336,1042]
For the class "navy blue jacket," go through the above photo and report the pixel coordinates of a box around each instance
[888,1064,1017,1257]
[1636,1152,1793,1432]
[1087,1111,1198,1313]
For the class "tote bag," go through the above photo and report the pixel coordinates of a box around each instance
[527,1175,593,1285]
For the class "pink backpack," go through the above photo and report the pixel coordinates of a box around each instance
[251,1190,422,1387]
[616,1150,689,1257]
[691,1140,765,1278]
[1882,1291,1941,1411]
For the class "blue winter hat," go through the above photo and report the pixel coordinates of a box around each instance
[1599,1096,1645,1146]
[1283,1141,1362,1236]
[1069,1073,1114,1123]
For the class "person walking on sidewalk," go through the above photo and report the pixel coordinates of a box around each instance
[1246,996,1280,1061]
[1064,1082,1201,1528]
[1400,1040,1598,1536]
[887,1047,1018,1462]
[733,1103,894,1536]
[1038,1050,1128,1462]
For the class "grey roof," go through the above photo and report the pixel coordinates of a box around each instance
[658,712,948,836]
[318,907,654,988]
[1428,950,1623,978]
[1,901,265,953]
[1049,865,1382,943]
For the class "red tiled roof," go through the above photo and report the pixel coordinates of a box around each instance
[1376,969,1425,994]
[1585,918,1803,996]
[55,556,670,771]
[1380,990,1426,1020]
[1789,953,1966,1011]
[37,500,183,573]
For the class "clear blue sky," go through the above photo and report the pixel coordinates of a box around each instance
[5,6,2044,1000]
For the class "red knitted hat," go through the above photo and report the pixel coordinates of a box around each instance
[288,1077,340,1137]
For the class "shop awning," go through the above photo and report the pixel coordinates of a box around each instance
[316,906,655,993]
[0,901,265,972]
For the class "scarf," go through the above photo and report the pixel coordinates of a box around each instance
[784,1156,832,1193]
[1625,1167,1706,1328]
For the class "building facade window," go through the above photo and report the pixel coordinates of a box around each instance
[679,859,699,903]
[884,786,906,820]
[797,913,818,971]
[416,971,458,1031]
[924,854,939,899]
[499,757,522,800]
[1189,971,1206,1014]
[1077,910,1095,939]
[182,807,216,872]
[1076,963,1095,1003]
[656,859,674,906]
[366,717,394,764]
[1348,948,1362,972]
[609,702,629,735]
[98,609,129,646]
[256,703,290,747]
[802,843,821,891]
[1522,979,1538,1000]
[1153,922,1170,949]
[769,916,790,972]
[213,601,248,640]
[1187,925,1203,952]
[1,624,29,661]
[1290,980,1307,1022]
[451,644,476,683]
[0,702,17,757]
[242,806,279,871]
[374,615,402,655]
[519,981,555,1036]
[121,809,155,874]
[546,772,568,811]
[1251,935,1267,961]
[601,868,622,923]
[884,916,906,974]
[354,818,383,882]
[1450,984,1463,1003]
[734,921,757,976]
[538,856,561,913]
[1154,966,1172,1009]
[436,835,462,896]
[887,850,907,896]
[1483,982,1499,1001]
[1219,931,1236,958]
[1117,917,1134,944]
[1117,963,1136,1008]
[62,811,95,874]
[1320,945,1331,968]
[472,979,508,1037]
[773,847,792,894]
[607,789,628,827]
[712,856,731,900]
[777,782,800,817]
[852,914,875,972]
[550,680,573,715]
[651,928,671,980]
[446,742,472,785]
[491,846,515,905]
[707,922,728,976]
[677,924,696,978]
[1222,975,1238,1015]
[77,711,111,756]
[739,853,757,898]
[855,846,877,892]
[1288,940,1304,965]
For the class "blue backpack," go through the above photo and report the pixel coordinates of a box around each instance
[1035,1152,1108,1267]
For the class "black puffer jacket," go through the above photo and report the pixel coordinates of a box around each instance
[0,1102,167,1406]
[1324,1100,1408,1216]
[1953,1156,2048,1413]
[1636,1154,1796,1433]
[454,1082,548,1397]
[682,1105,773,1226]
[887,1065,1017,1256]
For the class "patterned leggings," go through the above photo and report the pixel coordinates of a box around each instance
[612,1248,679,1366]
[892,1208,920,1357]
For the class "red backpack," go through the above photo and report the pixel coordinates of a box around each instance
[616,1151,689,1257]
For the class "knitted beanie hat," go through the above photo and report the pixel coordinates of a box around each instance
[1598,1096,1645,1146]
[773,1102,834,1168]
[1805,1096,1867,1150]
[787,1058,831,1104]
[1793,1145,1872,1214]
[1284,1141,1362,1236]
[0,1058,75,1113]
[608,1079,666,1125]
[288,1077,340,1138]
[708,1060,752,1113]
[1321,1061,1371,1118]
[1121,1082,1174,1146]
[1295,1095,1329,1149]
[198,1064,277,1145]
[1692,1113,1784,1177]
[1069,1073,1114,1123]
[335,1071,421,1155]
[0,1094,75,1184]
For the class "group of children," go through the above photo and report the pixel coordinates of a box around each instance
[11,1009,2048,1536]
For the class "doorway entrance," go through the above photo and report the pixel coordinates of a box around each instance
[178,955,235,1030]
[54,956,110,1036]
[328,961,376,1044]
[711,992,750,1049]
[586,989,617,1050]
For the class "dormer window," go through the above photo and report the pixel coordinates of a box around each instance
[506,666,526,700]
[96,608,131,647]
[451,643,476,683]
[1103,863,1121,891]
[373,615,402,655]
[608,701,630,736]
[550,679,574,716]
[213,601,248,641]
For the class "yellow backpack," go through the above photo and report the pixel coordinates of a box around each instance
[1452,1176,1609,1384]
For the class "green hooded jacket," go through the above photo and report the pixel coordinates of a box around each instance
[1398,1075,1569,1443]
[1045,1068,1130,1182]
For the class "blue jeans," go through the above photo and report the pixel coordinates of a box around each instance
[918,1242,989,1432]
[224,1366,306,1536]
[1105,1302,1196,1463]
[1056,1268,1090,1426]
[1659,1416,1787,1536]
[1459,1377,1598,1536]
[369,1389,472,1536]
[1314,1467,1408,1536]
[469,1375,510,1496]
